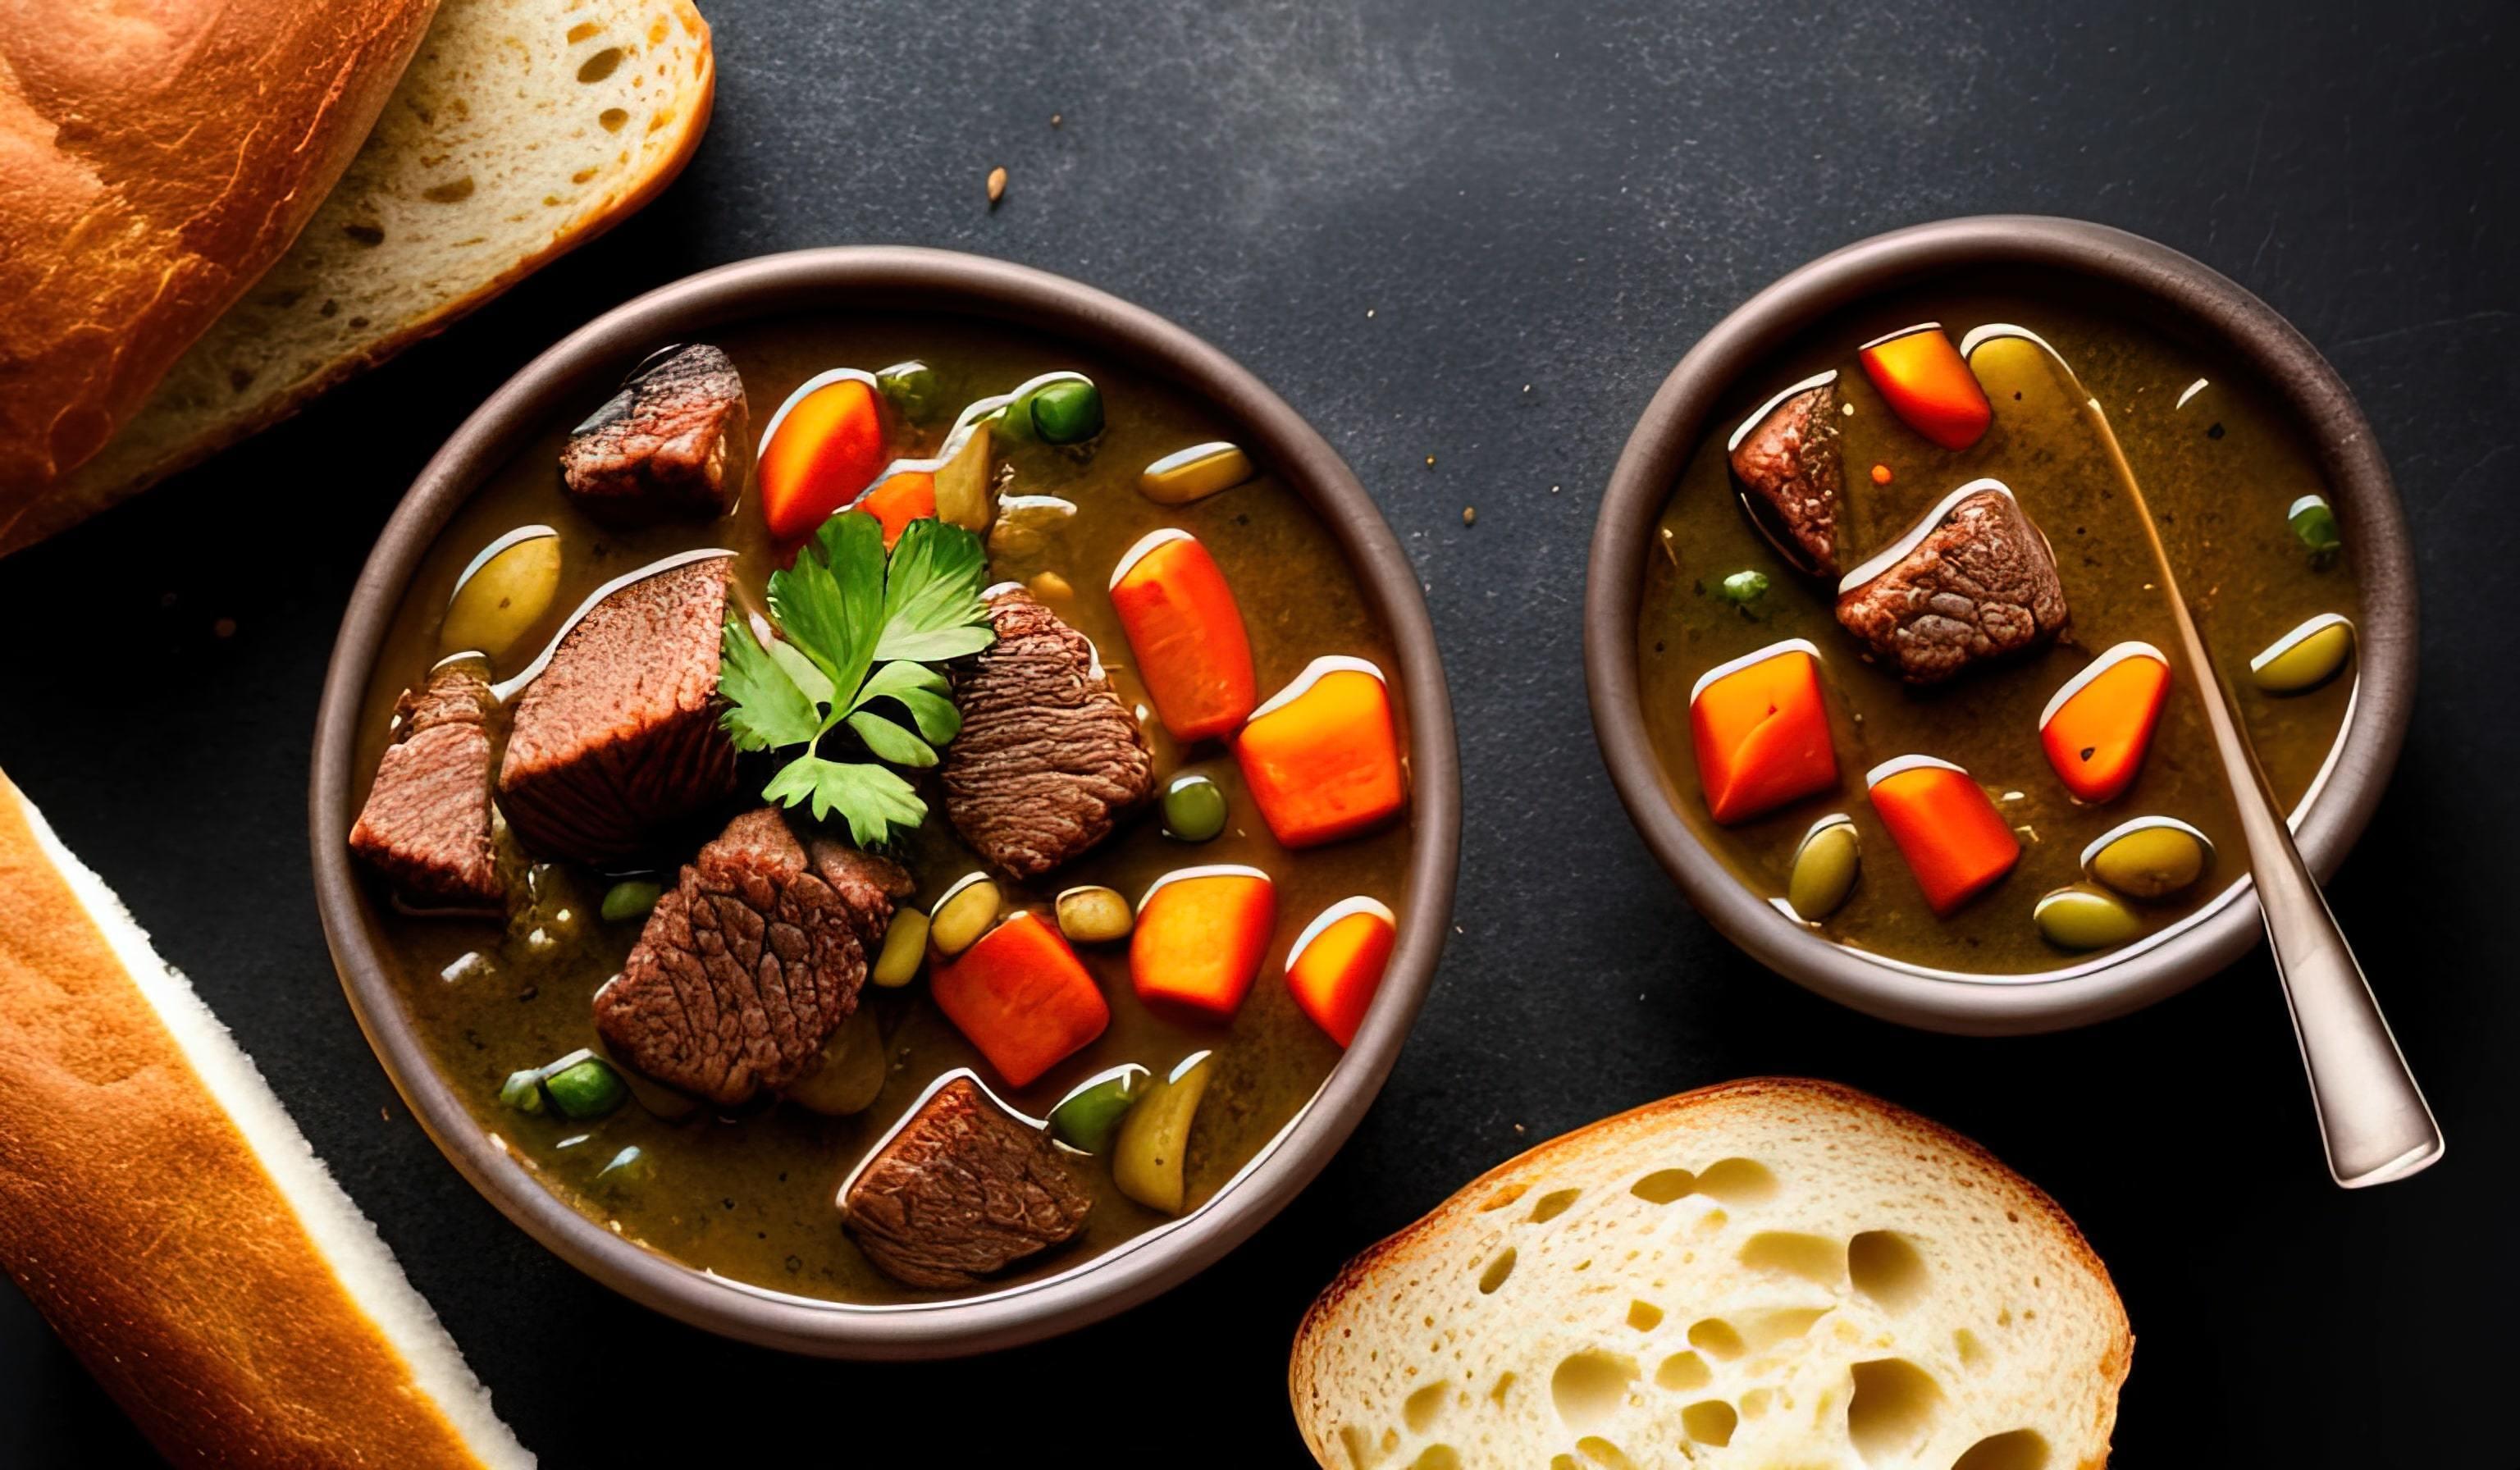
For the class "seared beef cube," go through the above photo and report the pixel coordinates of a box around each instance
[940,587,1156,879]
[496,556,740,864]
[594,807,911,1107]
[561,344,749,520]
[1835,484,2070,684]
[1729,375,1843,576]
[843,1075,1092,1290]
[348,658,500,906]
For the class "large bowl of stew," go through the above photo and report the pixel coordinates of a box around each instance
[312,248,1459,1356]
[1586,217,2415,1034]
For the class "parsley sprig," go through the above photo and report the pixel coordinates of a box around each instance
[719,513,996,845]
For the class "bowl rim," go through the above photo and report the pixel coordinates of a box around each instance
[308,246,1461,1358]
[1582,215,2417,1034]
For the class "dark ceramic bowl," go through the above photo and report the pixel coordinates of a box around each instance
[1585,217,2415,1034]
[312,248,1459,1358]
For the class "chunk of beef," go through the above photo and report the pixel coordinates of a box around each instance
[1835,486,2070,684]
[843,1075,1092,1290]
[496,555,740,864]
[561,344,749,520]
[593,807,912,1107]
[347,658,500,906]
[940,587,1156,879]
[1729,377,1842,576]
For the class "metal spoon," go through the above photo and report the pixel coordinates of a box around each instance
[1962,325,2443,1188]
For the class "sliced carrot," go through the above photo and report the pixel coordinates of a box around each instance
[1285,897,1396,1047]
[2039,641,2171,802]
[853,469,937,550]
[1687,639,1838,824]
[930,911,1110,1088]
[1859,324,1992,450]
[1234,657,1407,849]
[1130,866,1276,1021]
[1866,756,2020,915]
[1108,530,1258,742]
[758,372,888,541]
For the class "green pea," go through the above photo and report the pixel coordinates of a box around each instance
[498,1069,547,1115]
[600,879,663,924]
[1718,570,1769,606]
[876,359,938,418]
[1162,774,1228,842]
[542,1051,628,1121]
[1028,378,1104,445]
[1049,1064,1150,1153]
[595,1145,652,1188]
[2289,494,2341,564]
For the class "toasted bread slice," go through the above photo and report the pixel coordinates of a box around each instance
[1291,1080,2130,1470]
[0,772,532,1466]
[9,0,715,557]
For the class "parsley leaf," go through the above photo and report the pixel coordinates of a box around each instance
[719,509,998,847]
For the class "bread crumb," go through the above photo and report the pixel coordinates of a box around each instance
[1050,112,1063,127]
[1462,506,1477,526]
[986,166,1007,205]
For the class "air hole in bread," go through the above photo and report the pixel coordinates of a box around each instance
[1739,1230,1847,1286]
[1655,1350,1711,1390]
[1550,1456,1577,1470]
[1849,1230,1930,1312]
[578,47,625,83]
[1739,1304,1832,1350]
[600,107,630,132]
[1681,1399,1738,1446]
[1630,1168,1696,1203]
[1694,1157,1778,1203]
[1847,1358,1944,1464]
[1687,1317,1746,1359]
[1479,1248,1517,1294]
[1491,1372,1517,1404]
[1549,1349,1637,1428]
[1528,1188,1580,1223]
[1954,1328,1987,1369]
[1950,1430,2049,1470]
[1739,1386,1773,1419]
[1409,1445,1461,1470]
[1478,1183,1531,1212]
[1337,1423,1380,1468]
[1625,1299,1664,1331]
[1404,1381,1449,1433]
[1576,1436,1637,1468]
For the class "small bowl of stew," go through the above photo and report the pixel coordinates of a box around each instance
[312,248,1459,1356]
[1585,217,2415,1034]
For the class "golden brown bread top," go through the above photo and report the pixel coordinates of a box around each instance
[0,0,440,517]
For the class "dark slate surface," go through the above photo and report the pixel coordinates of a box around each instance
[2,1,2511,1463]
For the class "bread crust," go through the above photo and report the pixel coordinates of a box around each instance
[0,0,442,518]
[0,776,512,1466]
[1289,1078,2133,1468]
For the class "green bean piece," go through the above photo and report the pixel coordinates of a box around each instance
[1112,1053,1212,1215]
[1162,774,1228,842]
[1049,1065,1149,1153]
[1718,570,1769,606]
[2289,495,2341,566]
[876,359,938,418]
[498,1069,547,1115]
[542,1052,628,1121]
[600,879,664,924]
[1028,378,1104,445]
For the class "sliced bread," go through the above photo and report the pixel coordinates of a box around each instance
[9,0,715,557]
[1290,1079,2130,1470]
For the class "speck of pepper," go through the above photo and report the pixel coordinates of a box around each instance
[2207,422,2226,440]
[722,1198,736,1211]
[785,1255,803,1274]
[517,984,538,1002]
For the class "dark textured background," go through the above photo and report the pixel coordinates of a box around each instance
[2,1,2512,1463]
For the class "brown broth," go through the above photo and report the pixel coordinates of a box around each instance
[354,316,1406,1302]
[1637,283,2361,975]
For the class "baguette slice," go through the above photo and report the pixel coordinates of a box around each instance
[0,772,532,1468]
[7,0,716,558]
[1291,1080,2129,1470]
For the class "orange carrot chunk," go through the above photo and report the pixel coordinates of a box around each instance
[1234,657,1407,849]
[2040,642,2171,802]
[853,469,938,550]
[1860,324,1992,450]
[1131,866,1277,1020]
[1687,639,1838,825]
[1866,756,2020,915]
[1285,897,1396,1048]
[930,911,1110,1087]
[758,372,888,541]
[1108,530,1258,742]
